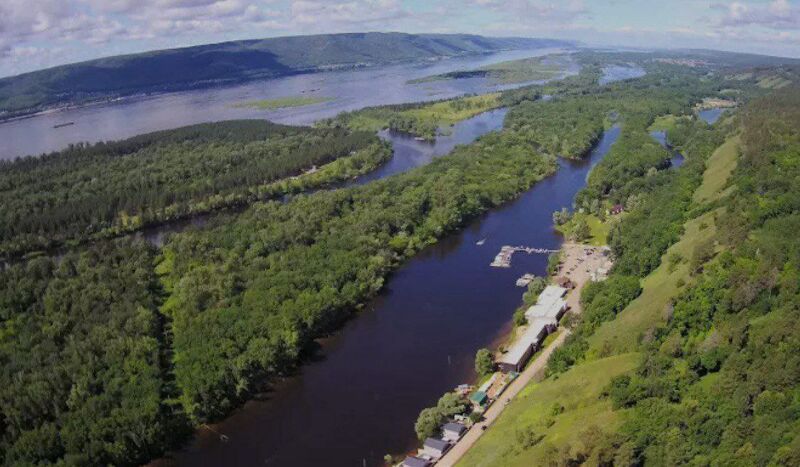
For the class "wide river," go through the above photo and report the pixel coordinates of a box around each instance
[154,117,621,466]
[0,48,572,160]
[1,51,640,465]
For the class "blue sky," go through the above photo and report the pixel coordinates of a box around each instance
[1,0,798,77]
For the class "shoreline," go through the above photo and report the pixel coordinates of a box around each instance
[436,242,613,466]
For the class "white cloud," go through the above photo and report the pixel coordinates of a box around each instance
[289,0,410,26]
[471,0,588,23]
[713,0,800,30]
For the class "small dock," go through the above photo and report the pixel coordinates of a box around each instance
[490,245,560,268]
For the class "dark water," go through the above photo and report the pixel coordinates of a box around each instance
[0,48,572,160]
[698,108,724,124]
[650,130,686,168]
[155,127,621,467]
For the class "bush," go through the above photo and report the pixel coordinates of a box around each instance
[475,348,495,376]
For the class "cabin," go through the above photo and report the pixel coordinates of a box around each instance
[469,390,488,409]
[442,422,467,442]
[402,456,431,467]
[422,438,451,459]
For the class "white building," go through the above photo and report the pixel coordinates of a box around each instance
[496,317,556,372]
[497,286,569,373]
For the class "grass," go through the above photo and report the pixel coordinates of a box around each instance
[585,215,611,246]
[335,93,501,135]
[480,56,572,84]
[586,209,720,356]
[404,93,501,125]
[757,75,793,89]
[233,95,332,110]
[648,115,681,132]
[457,353,640,467]
[556,213,611,246]
[693,135,739,204]
[586,133,739,355]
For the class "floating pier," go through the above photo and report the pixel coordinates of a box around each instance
[490,245,560,268]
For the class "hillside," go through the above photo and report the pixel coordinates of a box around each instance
[458,62,800,466]
[0,33,570,118]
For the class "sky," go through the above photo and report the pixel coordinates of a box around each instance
[1,0,799,78]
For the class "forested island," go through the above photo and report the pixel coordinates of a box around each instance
[1,45,800,467]
[409,54,575,85]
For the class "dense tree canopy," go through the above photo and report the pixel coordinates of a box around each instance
[0,240,187,465]
[0,121,386,257]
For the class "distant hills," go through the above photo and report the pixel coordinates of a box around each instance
[0,33,572,119]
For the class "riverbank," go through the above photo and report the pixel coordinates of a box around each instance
[436,243,613,466]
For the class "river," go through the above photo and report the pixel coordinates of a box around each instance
[650,130,686,168]
[698,108,725,124]
[154,123,621,467]
[0,48,572,160]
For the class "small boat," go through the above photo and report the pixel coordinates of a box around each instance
[516,273,536,287]
[53,121,75,129]
[476,238,486,246]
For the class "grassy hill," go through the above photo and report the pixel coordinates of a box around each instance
[0,32,570,118]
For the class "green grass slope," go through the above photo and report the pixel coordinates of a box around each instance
[458,353,640,467]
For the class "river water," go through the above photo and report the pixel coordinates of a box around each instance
[650,130,686,168]
[698,108,724,124]
[0,48,571,160]
[155,125,621,467]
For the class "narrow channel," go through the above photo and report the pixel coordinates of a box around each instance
[156,127,621,466]
[650,130,685,168]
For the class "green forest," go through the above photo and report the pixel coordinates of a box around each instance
[602,86,800,466]
[2,49,799,466]
[0,121,387,257]
[0,241,189,465]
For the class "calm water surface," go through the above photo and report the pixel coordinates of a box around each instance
[650,130,685,168]
[599,65,646,85]
[0,48,571,160]
[155,126,621,467]
[698,108,724,124]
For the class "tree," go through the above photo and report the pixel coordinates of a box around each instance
[571,216,591,242]
[475,348,495,376]
[523,276,548,304]
[553,208,571,226]
[547,252,562,276]
[414,407,443,441]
